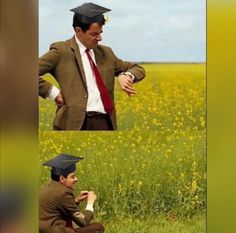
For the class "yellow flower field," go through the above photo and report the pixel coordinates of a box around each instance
[39,63,206,131]
[39,63,206,232]
[40,129,206,219]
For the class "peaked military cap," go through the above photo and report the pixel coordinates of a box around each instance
[70,2,111,24]
[43,154,83,176]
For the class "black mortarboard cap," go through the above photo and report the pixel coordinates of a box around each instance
[70,2,111,24]
[43,154,83,176]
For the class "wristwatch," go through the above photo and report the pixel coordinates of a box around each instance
[119,72,136,82]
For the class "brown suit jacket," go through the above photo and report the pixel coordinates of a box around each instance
[39,37,145,130]
[39,181,93,233]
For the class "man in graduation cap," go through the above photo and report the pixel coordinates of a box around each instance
[39,154,104,233]
[39,2,145,131]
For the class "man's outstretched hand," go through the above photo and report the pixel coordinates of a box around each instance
[117,74,137,97]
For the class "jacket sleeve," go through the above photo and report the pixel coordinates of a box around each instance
[60,190,94,227]
[39,43,61,98]
[109,48,146,83]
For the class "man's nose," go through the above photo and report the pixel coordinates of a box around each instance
[96,34,102,41]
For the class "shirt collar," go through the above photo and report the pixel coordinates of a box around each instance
[74,35,89,55]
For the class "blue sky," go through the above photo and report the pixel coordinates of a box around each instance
[39,0,206,62]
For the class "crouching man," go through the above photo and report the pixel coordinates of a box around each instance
[39,154,104,233]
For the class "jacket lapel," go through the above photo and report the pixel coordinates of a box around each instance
[69,37,87,89]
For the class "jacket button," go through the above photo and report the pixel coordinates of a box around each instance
[84,95,87,98]
[82,107,86,112]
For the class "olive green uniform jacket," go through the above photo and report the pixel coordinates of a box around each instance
[39,181,93,233]
[39,37,145,130]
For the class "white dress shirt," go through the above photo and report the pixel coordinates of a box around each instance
[48,35,105,113]
[85,203,94,212]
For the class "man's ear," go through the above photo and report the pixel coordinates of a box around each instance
[59,175,65,183]
[75,27,82,34]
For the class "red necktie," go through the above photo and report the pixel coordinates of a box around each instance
[85,49,114,113]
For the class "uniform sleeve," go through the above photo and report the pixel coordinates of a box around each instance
[39,43,61,98]
[60,190,94,227]
[109,48,146,83]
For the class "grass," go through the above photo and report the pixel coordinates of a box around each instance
[39,63,206,232]
[103,214,206,233]
[39,130,206,220]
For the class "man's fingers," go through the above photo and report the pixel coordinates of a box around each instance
[122,87,137,94]
[123,85,137,92]
[80,191,88,197]
[126,78,133,85]
[81,191,89,194]
[118,76,137,96]
[127,90,137,94]
[124,82,133,89]
[121,82,134,90]
[123,87,137,95]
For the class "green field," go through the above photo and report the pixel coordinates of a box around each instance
[39,63,206,232]
[105,215,206,233]
[39,63,206,131]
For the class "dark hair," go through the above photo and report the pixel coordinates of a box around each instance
[72,13,106,32]
[51,170,68,181]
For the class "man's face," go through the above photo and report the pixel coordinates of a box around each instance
[60,172,78,189]
[76,23,103,49]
